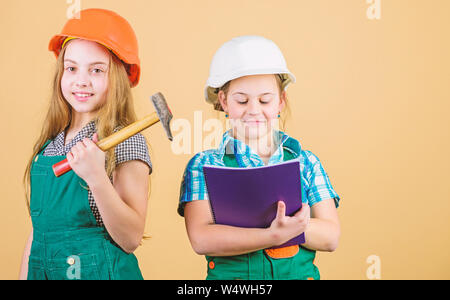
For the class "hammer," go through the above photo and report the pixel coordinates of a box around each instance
[52,92,173,177]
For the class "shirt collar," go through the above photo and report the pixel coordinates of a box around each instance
[60,120,97,152]
[216,130,302,166]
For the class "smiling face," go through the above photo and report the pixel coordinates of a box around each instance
[218,74,286,142]
[61,39,110,119]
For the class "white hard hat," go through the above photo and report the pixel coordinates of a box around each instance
[205,35,296,110]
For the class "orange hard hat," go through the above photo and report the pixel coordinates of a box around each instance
[49,8,140,87]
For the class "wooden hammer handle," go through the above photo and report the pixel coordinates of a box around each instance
[52,113,160,177]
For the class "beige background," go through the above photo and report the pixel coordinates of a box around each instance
[1,0,449,279]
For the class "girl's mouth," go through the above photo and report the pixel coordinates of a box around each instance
[73,92,94,102]
[243,120,266,126]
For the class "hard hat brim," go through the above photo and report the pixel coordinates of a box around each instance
[49,34,140,87]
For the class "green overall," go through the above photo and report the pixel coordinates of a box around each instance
[27,140,143,280]
[205,148,320,280]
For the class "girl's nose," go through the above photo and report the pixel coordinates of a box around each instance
[247,98,261,115]
[75,71,90,87]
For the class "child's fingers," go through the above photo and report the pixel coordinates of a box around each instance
[275,201,286,219]
[91,132,99,143]
[81,133,100,150]
[71,141,86,154]
[76,142,88,156]
[70,146,79,159]
[81,137,98,150]
[66,152,74,162]
[67,149,78,165]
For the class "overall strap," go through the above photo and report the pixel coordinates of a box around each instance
[223,153,240,167]
[38,140,52,155]
[282,148,297,161]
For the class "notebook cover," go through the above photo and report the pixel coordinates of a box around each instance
[203,160,305,249]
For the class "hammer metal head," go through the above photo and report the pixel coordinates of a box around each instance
[151,92,173,141]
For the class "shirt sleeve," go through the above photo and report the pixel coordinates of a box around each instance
[114,133,152,174]
[302,150,340,208]
[178,153,209,216]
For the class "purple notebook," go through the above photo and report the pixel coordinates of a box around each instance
[203,160,305,249]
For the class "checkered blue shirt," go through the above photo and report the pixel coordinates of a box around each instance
[178,130,340,216]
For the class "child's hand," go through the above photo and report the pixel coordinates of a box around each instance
[268,201,310,246]
[66,133,106,184]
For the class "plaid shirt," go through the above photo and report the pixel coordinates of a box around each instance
[43,120,152,226]
[178,130,340,216]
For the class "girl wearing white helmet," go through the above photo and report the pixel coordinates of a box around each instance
[179,36,340,280]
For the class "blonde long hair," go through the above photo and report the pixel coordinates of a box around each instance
[23,44,140,214]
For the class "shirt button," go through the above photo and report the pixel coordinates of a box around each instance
[67,257,75,265]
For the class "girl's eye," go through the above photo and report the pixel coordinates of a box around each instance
[92,68,104,73]
[233,96,248,104]
[260,96,273,104]
[65,66,76,72]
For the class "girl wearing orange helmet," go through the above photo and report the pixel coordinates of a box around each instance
[19,9,151,280]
